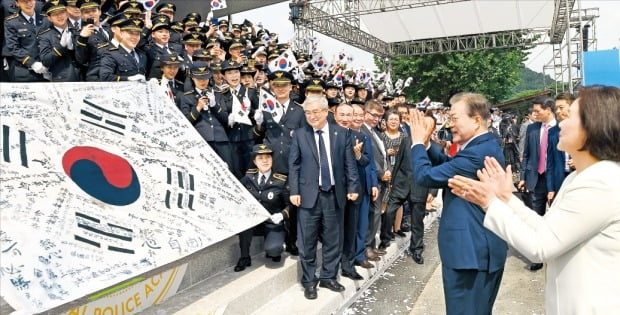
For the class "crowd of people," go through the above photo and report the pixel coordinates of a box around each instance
[2,0,437,300]
[3,0,619,312]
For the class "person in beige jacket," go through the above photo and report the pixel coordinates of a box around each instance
[448,85,620,315]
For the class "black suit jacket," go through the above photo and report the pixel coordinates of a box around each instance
[289,123,360,210]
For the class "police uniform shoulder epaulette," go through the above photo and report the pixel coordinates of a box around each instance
[273,173,287,181]
[5,13,18,21]
[246,168,258,174]
[98,42,111,49]
[38,28,51,35]
[175,79,183,85]
[184,90,194,95]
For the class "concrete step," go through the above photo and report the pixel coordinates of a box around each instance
[251,236,411,315]
[143,234,410,315]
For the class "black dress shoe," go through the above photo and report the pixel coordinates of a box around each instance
[319,279,345,292]
[341,270,364,280]
[304,286,317,300]
[354,260,374,269]
[234,257,251,272]
[412,253,424,264]
[266,254,282,262]
[529,263,543,271]
[285,244,299,256]
[395,230,407,238]
[401,225,411,232]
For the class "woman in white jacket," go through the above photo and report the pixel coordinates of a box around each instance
[447,85,620,315]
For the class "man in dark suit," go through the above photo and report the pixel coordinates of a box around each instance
[334,103,369,280]
[288,95,359,300]
[409,92,507,315]
[518,96,559,271]
[360,100,389,261]
[350,103,379,269]
[546,92,575,202]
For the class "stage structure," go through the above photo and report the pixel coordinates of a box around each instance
[290,0,598,93]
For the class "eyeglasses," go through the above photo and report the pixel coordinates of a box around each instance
[366,111,383,119]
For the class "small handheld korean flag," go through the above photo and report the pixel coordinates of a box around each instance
[311,52,326,72]
[268,48,298,72]
[259,88,284,123]
[211,0,227,10]
[139,0,159,11]
[231,88,252,126]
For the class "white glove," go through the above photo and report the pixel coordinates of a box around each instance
[254,109,264,126]
[127,74,146,82]
[269,213,284,225]
[3,58,8,71]
[206,90,216,107]
[31,62,48,74]
[148,77,159,85]
[66,31,74,50]
[60,30,73,49]
[227,113,236,128]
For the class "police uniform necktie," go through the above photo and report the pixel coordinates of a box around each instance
[131,50,139,64]
[316,130,332,191]
[28,17,35,26]
[259,174,266,187]
[168,80,175,90]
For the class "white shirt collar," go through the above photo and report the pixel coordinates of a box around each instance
[461,131,488,150]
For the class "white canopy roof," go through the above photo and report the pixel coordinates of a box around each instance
[360,0,555,43]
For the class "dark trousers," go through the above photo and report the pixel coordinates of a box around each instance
[229,139,254,179]
[365,183,385,249]
[285,205,297,250]
[341,198,359,273]
[442,266,504,315]
[354,192,370,262]
[380,191,409,247]
[238,222,286,258]
[530,172,547,216]
[408,201,426,254]
[297,191,341,288]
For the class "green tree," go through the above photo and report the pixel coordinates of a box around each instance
[376,48,528,104]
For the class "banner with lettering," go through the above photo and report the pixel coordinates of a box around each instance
[0,82,270,313]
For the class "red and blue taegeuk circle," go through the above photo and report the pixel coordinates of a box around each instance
[62,146,141,206]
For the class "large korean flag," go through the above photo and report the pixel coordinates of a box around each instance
[0,82,270,313]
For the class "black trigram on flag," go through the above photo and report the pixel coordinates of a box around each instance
[74,212,135,254]
[80,99,127,135]
[164,167,196,210]
[2,124,28,167]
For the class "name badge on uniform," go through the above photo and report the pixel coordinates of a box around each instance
[267,192,274,200]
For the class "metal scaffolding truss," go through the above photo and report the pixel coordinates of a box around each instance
[301,0,468,22]
[549,0,575,44]
[293,0,557,57]
[292,1,391,56]
[391,29,549,56]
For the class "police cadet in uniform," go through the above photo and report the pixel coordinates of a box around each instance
[178,61,233,167]
[98,17,146,81]
[253,70,307,256]
[74,0,111,81]
[342,80,357,104]
[144,14,176,79]
[234,144,291,272]
[38,0,81,81]
[215,59,259,179]
[157,52,182,101]
[4,0,48,82]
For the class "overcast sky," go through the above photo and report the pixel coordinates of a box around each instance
[232,0,620,73]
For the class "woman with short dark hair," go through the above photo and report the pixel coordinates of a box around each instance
[448,85,620,314]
